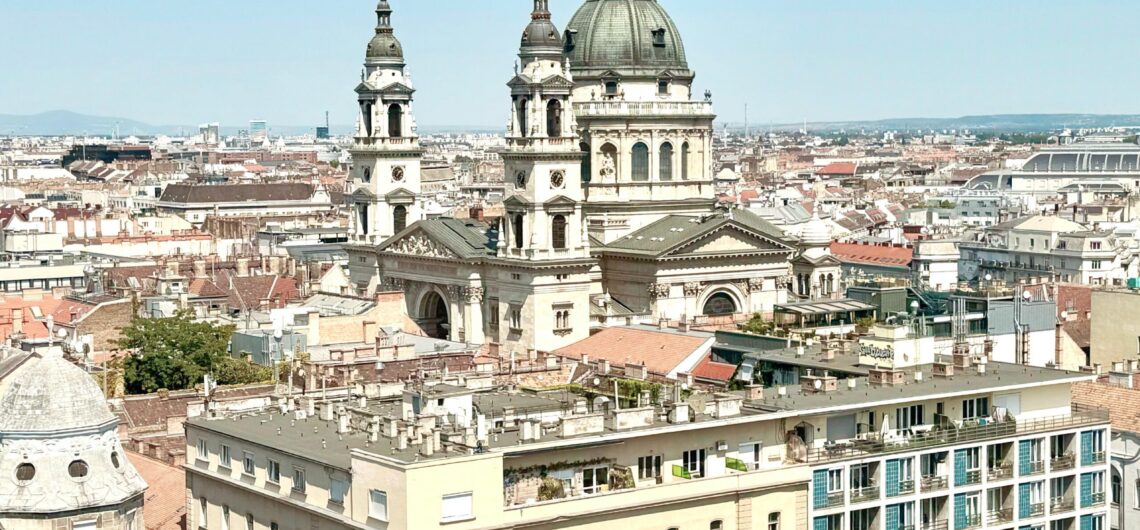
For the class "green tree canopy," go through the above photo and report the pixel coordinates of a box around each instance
[116,312,267,394]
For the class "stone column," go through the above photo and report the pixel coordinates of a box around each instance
[462,286,485,345]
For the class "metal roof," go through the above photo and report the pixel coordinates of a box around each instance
[774,299,876,316]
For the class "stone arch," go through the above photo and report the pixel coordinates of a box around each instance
[416,287,451,339]
[699,285,745,317]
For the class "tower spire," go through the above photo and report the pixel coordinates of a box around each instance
[532,0,551,19]
[376,0,393,32]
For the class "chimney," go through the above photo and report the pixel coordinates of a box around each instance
[237,257,250,277]
[336,407,349,434]
[11,308,22,336]
[193,260,207,279]
[658,318,669,330]
[745,384,764,401]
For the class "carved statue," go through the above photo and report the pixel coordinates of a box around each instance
[391,234,455,259]
[683,282,703,298]
[599,152,616,180]
[463,287,485,304]
[647,283,670,300]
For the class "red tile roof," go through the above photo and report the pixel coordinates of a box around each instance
[554,328,709,377]
[818,162,857,176]
[691,356,737,383]
[830,242,913,267]
[126,452,186,530]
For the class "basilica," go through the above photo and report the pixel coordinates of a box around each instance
[346,0,835,353]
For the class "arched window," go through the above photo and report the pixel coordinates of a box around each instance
[387,104,403,138]
[703,292,737,316]
[513,214,525,248]
[362,102,373,137]
[518,98,529,138]
[546,99,562,138]
[551,215,567,250]
[393,206,407,233]
[580,142,591,183]
[631,142,649,181]
[826,273,835,296]
[362,167,371,183]
[358,205,369,235]
[659,142,674,181]
[681,142,690,180]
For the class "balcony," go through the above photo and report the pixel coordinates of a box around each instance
[987,462,1013,481]
[850,483,879,504]
[1087,451,1106,465]
[801,406,1109,464]
[1051,453,1075,471]
[1051,496,1075,513]
[1089,491,1106,506]
[919,521,948,530]
[897,479,916,496]
[824,491,844,508]
[921,474,948,492]
[959,514,982,529]
[573,100,715,118]
[986,508,1014,525]
[1024,502,1045,518]
[960,470,982,486]
[1023,460,1046,476]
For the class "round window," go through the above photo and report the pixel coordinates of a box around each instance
[15,463,35,482]
[68,460,89,478]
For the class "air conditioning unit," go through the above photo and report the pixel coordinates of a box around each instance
[716,440,728,452]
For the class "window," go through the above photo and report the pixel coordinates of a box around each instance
[895,404,925,429]
[1134,479,1140,509]
[221,506,229,530]
[513,214,524,248]
[546,99,562,138]
[1092,241,1103,250]
[362,167,371,183]
[681,142,690,180]
[220,445,231,467]
[554,309,571,330]
[964,447,981,470]
[393,206,407,233]
[197,438,208,460]
[738,442,762,471]
[69,460,89,478]
[659,142,673,181]
[604,80,618,96]
[849,463,872,489]
[199,497,208,530]
[517,98,529,137]
[965,491,981,520]
[487,299,500,326]
[369,490,388,521]
[962,397,990,419]
[266,460,280,483]
[508,306,522,331]
[767,512,781,530]
[710,521,723,530]
[387,104,403,138]
[637,455,662,480]
[850,509,873,530]
[242,452,255,475]
[582,466,609,494]
[1092,260,1103,270]
[270,523,278,530]
[652,27,667,47]
[291,467,306,493]
[827,468,843,493]
[631,142,650,181]
[551,215,567,249]
[245,514,254,530]
[440,492,473,522]
[684,449,707,478]
[657,79,669,96]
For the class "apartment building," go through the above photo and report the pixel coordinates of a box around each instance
[184,329,1108,530]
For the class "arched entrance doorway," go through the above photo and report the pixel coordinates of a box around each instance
[702,292,738,316]
[419,290,450,339]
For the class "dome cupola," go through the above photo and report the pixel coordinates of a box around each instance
[366,0,404,64]
[520,0,564,57]
[564,0,691,78]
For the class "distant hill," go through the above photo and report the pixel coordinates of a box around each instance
[0,111,353,137]
[736,114,1140,134]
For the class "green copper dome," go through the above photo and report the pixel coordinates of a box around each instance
[366,0,404,63]
[565,0,690,77]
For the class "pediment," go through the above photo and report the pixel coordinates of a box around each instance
[385,187,417,201]
[503,195,532,208]
[540,74,574,89]
[349,187,376,201]
[668,225,793,257]
[380,229,458,260]
[377,81,414,95]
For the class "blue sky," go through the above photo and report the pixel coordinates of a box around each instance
[4,0,1140,128]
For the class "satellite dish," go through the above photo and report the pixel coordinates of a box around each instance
[1023,291,1033,301]
[592,377,601,386]
[984,274,993,282]
[273,328,283,340]
[56,328,68,338]
[813,379,823,390]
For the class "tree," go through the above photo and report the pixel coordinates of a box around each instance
[116,312,238,394]
[742,313,776,335]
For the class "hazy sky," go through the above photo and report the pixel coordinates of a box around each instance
[4,0,1140,128]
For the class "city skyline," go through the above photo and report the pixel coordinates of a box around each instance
[5,0,1140,129]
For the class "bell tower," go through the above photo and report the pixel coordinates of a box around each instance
[500,0,589,262]
[349,0,422,242]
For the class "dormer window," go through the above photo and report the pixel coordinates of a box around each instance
[604,80,619,96]
[657,79,670,96]
[652,28,667,47]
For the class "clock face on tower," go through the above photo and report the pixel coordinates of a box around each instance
[550,170,565,189]
[392,166,405,183]
[515,170,527,188]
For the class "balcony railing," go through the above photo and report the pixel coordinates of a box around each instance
[573,100,715,118]
[1024,460,1046,476]
[1090,492,1106,506]
[960,469,982,486]
[801,406,1109,464]
[825,491,844,508]
[897,479,916,495]
[986,508,1014,525]
[921,474,948,492]
[1051,496,1075,513]
[1088,451,1107,465]
[919,521,949,530]
[987,463,1013,481]
[850,484,879,503]
[960,513,982,529]
[1025,502,1045,518]
[1051,453,1075,471]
